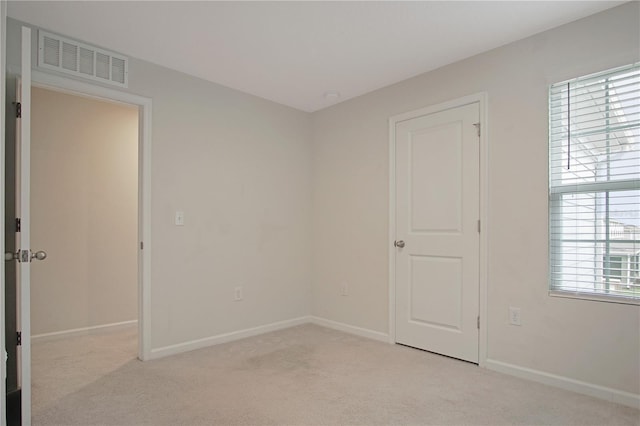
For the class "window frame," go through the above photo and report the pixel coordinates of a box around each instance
[548,63,640,306]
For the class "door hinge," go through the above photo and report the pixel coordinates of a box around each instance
[473,122,480,137]
[140,241,143,250]
[17,331,22,346]
[477,219,481,233]
[477,316,480,329]
[15,217,21,232]
[16,102,21,118]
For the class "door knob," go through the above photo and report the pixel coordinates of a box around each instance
[31,250,47,261]
[394,240,405,248]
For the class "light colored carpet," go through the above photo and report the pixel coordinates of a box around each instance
[32,324,639,425]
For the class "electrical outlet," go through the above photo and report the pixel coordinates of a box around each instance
[509,307,522,326]
[341,282,349,296]
[234,286,243,301]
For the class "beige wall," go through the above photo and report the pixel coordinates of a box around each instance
[311,2,640,396]
[127,64,312,350]
[30,87,138,335]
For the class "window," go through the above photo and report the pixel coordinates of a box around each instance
[549,63,640,303]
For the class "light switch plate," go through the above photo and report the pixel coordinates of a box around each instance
[509,307,522,326]
[175,211,185,226]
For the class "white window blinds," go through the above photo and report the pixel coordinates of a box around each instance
[549,63,640,302]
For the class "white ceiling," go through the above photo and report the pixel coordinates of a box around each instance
[8,1,625,112]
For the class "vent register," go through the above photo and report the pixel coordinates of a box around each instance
[38,30,128,87]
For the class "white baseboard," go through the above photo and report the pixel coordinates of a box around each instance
[149,316,390,360]
[485,359,640,410]
[309,316,389,343]
[149,316,311,360]
[31,320,138,343]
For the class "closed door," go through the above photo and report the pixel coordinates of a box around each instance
[394,101,480,363]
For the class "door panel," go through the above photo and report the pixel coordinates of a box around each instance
[409,122,462,233]
[409,255,462,330]
[395,102,480,363]
[3,62,19,426]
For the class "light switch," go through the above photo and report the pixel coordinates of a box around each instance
[175,211,185,226]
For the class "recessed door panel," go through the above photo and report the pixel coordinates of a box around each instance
[409,255,462,331]
[410,123,462,234]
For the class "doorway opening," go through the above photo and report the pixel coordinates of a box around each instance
[29,85,139,414]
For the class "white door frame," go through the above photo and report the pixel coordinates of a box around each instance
[0,2,7,423]
[19,27,33,425]
[30,71,153,362]
[388,92,488,366]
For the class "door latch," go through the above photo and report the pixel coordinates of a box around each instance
[4,249,47,262]
[4,250,25,262]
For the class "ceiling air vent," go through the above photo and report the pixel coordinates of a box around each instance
[38,30,128,87]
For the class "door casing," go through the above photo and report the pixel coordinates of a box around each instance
[29,70,154,363]
[388,92,488,366]
[0,3,6,422]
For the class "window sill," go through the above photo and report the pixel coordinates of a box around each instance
[549,290,640,306]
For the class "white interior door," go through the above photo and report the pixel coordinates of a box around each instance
[17,26,33,425]
[394,101,480,363]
